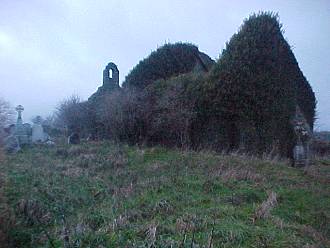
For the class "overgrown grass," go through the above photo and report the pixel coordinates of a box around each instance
[0,141,329,247]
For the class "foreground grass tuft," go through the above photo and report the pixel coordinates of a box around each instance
[0,142,329,247]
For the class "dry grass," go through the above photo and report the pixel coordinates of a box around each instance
[17,199,52,225]
[271,216,285,229]
[55,148,69,158]
[112,215,129,230]
[113,183,134,198]
[1,143,329,247]
[218,167,265,183]
[303,164,330,184]
[137,175,169,189]
[176,218,192,234]
[106,152,128,168]
[253,191,277,221]
[154,199,174,214]
[74,154,97,168]
[146,161,168,173]
[0,172,15,247]
[67,146,87,156]
[61,166,84,178]
[0,147,5,163]
[175,215,197,233]
[145,223,158,246]
[299,225,330,247]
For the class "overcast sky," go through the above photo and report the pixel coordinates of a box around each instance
[0,0,329,130]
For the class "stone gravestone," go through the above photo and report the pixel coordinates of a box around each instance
[4,105,29,152]
[293,106,312,167]
[32,116,47,143]
[14,105,31,146]
[3,106,52,151]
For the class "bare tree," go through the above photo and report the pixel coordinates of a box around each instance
[100,89,148,143]
[54,95,86,135]
[0,98,14,130]
[150,80,196,148]
[0,98,14,157]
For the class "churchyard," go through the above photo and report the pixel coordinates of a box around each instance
[0,141,330,247]
[0,11,329,248]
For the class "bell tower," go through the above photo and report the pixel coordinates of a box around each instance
[103,62,119,89]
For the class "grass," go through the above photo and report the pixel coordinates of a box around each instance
[0,141,329,247]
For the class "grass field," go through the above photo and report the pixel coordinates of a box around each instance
[0,142,329,247]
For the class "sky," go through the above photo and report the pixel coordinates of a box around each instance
[0,0,329,130]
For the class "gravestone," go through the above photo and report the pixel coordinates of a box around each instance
[14,105,31,146]
[3,105,53,151]
[293,106,312,167]
[32,116,47,143]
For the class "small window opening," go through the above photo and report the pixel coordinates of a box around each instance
[109,69,113,79]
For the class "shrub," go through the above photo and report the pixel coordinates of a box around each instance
[95,89,148,143]
[54,95,90,136]
[143,73,206,148]
[312,139,330,157]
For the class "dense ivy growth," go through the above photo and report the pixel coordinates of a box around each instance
[122,43,208,89]
[199,12,316,156]
[80,12,316,159]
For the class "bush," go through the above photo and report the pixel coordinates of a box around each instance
[94,89,148,143]
[86,72,205,147]
[312,139,330,157]
[144,73,205,148]
[54,95,90,136]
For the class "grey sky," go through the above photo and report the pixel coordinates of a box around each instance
[0,0,329,130]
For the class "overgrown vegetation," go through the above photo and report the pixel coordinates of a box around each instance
[122,43,213,90]
[0,142,329,247]
[0,11,324,248]
[0,97,13,161]
[203,12,315,157]
[57,12,315,161]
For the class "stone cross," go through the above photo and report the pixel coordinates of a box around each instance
[15,105,24,126]
[14,104,31,146]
